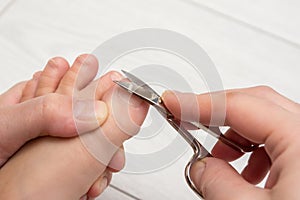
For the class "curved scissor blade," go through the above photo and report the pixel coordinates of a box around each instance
[113,80,160,105]
[121,70,160,97]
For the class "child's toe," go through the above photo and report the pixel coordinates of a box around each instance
[35,57,69,96]
[56,54,98,95]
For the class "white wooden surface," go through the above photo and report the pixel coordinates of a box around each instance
[0,0,299,199]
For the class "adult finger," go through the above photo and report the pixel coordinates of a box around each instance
[162,90,293,160]
[229,86,300,114]
[212,128,250,162]
[190,157,269,200]
[241,147,271,184]
[0,94,108,167]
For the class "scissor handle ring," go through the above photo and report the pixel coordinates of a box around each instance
[185,158,204,199]
[184,139,212,199]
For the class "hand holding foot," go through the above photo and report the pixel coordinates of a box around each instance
[0,54,149,199]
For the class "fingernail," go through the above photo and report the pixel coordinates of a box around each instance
[99,177,108,193]
[193,160,206,185]
[110,71,123,81]
[74,100,107,123]
[162,90,181,101]
[162,90,173,100]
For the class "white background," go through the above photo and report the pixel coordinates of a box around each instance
[0,0,299,199]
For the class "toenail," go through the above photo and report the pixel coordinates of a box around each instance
[78,54,97,66]
[110,71,123,81]
[32,71,42,80]
[48,58,59,69]
[77,55,88,64]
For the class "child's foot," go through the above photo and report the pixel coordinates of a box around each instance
[0,54,149,199]
[28,55,121,197]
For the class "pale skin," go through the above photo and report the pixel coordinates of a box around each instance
[1,54,299,200]
[0,54,149,199]
[162,87,300,199]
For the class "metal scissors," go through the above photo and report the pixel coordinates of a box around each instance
[114,70,258,198]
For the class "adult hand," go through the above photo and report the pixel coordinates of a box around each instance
[0,81,105,167]
[162,86,300,199]
[0,54,148,200]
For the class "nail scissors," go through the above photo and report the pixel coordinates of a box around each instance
[114,70,258,198]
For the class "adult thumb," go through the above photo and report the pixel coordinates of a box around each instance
[190,157,268,200]
[0,94,107,166]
